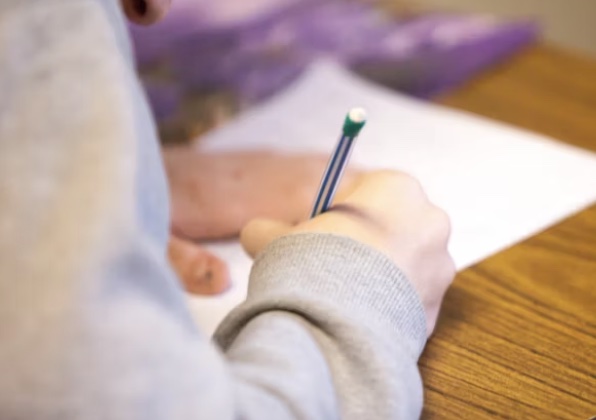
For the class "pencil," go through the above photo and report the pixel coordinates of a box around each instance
[310,107,367,218]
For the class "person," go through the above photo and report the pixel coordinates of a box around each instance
[0,0,455,419]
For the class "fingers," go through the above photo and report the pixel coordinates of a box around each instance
[165,150,350,241]
[430,206,452,248]
[240,218,293,258]
[342,170,422,202]
[333,166,364,202]
[168,236,231,296]
[184,251,231,296]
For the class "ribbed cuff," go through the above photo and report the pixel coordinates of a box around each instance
[217,233,427,359]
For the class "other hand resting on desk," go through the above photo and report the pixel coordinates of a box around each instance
[164,147,359,296]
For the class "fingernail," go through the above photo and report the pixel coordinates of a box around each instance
[198,268,213,283]
[193,264,212,286]
[186,265,228,296]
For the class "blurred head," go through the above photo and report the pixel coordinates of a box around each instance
[121,0,171,25]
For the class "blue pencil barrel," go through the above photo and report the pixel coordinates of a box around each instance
[310,134,357,218]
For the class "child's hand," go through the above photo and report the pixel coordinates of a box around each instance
[241,170,455,336]
[168,235,230,296]
[164,147,360,240]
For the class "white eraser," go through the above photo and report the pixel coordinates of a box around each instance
[348,107,367,124]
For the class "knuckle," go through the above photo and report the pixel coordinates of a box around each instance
[431,206,452,240]
[444,256,456,285]
[402,178,428,203]
[368,169,401,183]
[404,174,423,190]
[434,255,456,292]
[368,170,422,191]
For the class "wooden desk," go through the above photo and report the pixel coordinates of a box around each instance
[422,44,596,419]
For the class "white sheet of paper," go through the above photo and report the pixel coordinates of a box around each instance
[187,61,596,335]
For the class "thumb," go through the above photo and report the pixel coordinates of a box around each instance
[240,218,293,258]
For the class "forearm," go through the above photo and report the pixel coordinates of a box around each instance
[216,234,427,419]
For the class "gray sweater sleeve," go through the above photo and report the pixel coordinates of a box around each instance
[215,234,427,419]
[0,1,427,419]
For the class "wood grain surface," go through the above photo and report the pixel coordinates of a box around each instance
[420,44,596,419]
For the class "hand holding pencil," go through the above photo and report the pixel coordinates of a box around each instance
[241,109,454,336]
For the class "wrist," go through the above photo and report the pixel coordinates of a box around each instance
[246,233,428,358]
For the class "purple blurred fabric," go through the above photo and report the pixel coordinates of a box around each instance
[130,0,538,123]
